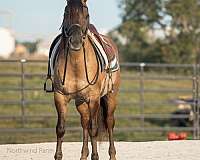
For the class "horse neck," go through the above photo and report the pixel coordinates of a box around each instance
[67,37,94,66]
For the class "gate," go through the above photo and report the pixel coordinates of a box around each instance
[0,59,200,141]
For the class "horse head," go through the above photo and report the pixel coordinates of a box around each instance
[63,0,90,51]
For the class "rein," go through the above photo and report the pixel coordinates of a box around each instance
[55,35,100,95]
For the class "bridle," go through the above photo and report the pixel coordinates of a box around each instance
[55,3,100,96]
[62,2,89,39]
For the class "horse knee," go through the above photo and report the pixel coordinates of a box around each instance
[56,124,65,137]
[89,119,98,137]
[107,116,115,128]
[81,116,90,128]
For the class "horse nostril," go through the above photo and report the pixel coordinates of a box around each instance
[70,36,76,44]
[69,36,73,43]
[69,35,83,51]
[70,35,82,44]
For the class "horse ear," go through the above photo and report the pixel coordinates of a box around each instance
[81,0,87,4]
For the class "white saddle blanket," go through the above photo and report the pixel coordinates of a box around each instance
[50,32,119,75]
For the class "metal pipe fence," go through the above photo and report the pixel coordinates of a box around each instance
[0,59,199,140]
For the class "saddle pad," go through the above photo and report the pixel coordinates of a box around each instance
[49,32,119,75]
[50,38,61,76]
[87,30,119,72]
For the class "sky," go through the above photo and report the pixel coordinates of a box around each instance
[0,0,121,41]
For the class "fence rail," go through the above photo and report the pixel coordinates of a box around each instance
[0,59,199,140]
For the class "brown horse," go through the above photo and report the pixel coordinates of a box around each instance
[52,0,120,160]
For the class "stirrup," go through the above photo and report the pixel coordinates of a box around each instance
[44,76,54,92]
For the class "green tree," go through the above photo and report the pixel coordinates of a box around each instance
[115,0,166,62]
[21,39,41,54]
[114,0,200,64]
[164,0,200,64]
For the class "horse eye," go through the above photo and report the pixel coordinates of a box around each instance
[65,9,69,15]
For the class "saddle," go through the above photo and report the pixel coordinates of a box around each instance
[88,24,115,61]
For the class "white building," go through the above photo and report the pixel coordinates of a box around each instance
[0,27,15,58]
[37,40,50,57]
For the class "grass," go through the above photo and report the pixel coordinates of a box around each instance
[0,61,195,144]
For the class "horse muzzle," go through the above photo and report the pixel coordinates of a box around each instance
[69,35,83,51]
[64,24,85,51]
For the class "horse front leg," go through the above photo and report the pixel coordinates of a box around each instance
[88,99,100,160]
[76,102,90,160]
[90,134,98,160]
[54,93,69,160]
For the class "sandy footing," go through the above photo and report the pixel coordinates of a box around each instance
[0,141,200,160]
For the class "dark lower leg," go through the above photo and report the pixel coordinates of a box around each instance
[88,100,99,160]
[54,93,68,160]
[55,112,66,160]
[77,103,90,160]
[90,135,98,160]
[81,118,89,160]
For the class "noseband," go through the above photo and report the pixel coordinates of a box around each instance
[64,24,87,40]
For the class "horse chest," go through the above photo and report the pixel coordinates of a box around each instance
[63,79,101,97]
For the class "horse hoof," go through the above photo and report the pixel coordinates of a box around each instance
[80,156,88,160]
[109,157,117,160]
[54,153,63,160]
[91,153,99,160]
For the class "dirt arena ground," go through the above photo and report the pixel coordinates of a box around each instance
[0,141,200,160]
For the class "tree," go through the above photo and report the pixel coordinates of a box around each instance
[115,0,166,62]
[114,0,200,64]
[164,0,200,64]
[21,39,41,54]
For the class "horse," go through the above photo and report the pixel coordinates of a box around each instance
[49,0,120,159]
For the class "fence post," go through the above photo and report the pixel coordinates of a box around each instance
[197,64,200,139]
[139,63,145,129]
[20,59,26,127]
[192,64,196,139]
[192,64,199,139]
